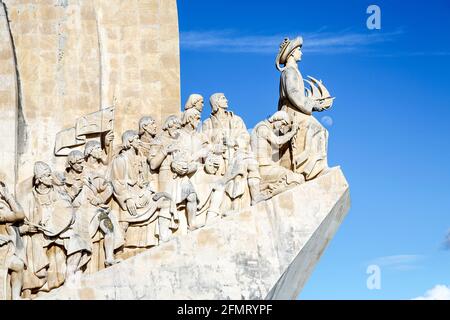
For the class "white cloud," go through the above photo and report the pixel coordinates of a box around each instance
[414,285,450,300]
[370,254,424,271]
[180,29,403,54]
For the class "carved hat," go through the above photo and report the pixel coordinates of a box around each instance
[34,161,51,179]
[276,36,303,71]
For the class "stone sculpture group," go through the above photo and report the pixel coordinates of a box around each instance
[0,37,334,299]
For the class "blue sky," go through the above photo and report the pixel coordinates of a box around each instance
[177,0,450,299]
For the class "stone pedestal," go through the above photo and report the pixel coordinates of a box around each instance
[37,167,350,300]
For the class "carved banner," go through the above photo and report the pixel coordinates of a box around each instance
[54,108,115,156]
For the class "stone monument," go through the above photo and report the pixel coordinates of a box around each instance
[0,1,350,300]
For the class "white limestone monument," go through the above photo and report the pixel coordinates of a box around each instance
[0,0,350,300]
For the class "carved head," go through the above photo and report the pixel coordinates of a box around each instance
[33,161,53,187]
[184,94,204,113]
[209,93,228,114]
[162,115,181,139]
[84,141,104,161]
[139,116,157,137]
[276,37,303,70]
[181,108,201,130]
[204,153,223,175]
[268,110,290,132]
[122,130,140,151]
[67,150,84,173]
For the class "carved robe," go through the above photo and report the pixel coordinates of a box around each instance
[202,111,249,168]
[278,65,329,180]
[72,163,124,273]
[251,120,303,197]
[110,150,163,249]
[0,199,26,300]
[21,187,90,293]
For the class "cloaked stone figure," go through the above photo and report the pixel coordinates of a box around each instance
[180,107,210,164]
[21,162,90,296]
[191,151,227,225]
[79,140,124,271]
[151,116,200,232]
[202,93,262,208]
[202,93,249,169]
[251,111,304,198]
[0,180,26,300]
[64,150,122,271]
[110,131,174,253]
[276,37,333,180]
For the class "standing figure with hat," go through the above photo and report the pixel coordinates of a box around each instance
[276,37,334,180]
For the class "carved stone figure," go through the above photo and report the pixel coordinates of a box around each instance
[0,180,26,300]
[184,94,205,113]
[76,139,123,270]
[251,111,304,198]
[138,116,163,191]
[222,135,263,209]
[151,116,201,231]
[64,151,85,202]
[201,94,262,207]
[276,37,333,180]
[192,151,227,225]
[202,93,250,169]
[180,108,210,163]
[21,162,90,296]
[110,131,175,251]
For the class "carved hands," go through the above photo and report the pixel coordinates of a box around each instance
[104,131,114,148]
[125,198,138,216]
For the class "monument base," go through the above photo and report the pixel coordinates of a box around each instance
[37,167,350,300]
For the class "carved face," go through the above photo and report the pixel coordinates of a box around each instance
[204,155,221,175]
[90,146,105,160]
[168,122,181,139]
[130,135,140,150]
[274,120,290,134]
[71,158,84,173]
[217,95,228,110]
[38,171,53,187]
[292,47,302,62]
[195,98,204,112]
[144,120,157,136]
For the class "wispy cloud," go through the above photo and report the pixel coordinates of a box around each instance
[180,29,402,55]
[443,229,450,250]
[414,285,450,300]
[369,254,424,271]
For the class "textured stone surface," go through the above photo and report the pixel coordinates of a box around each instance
[0,0,180,187]
[38,167,350,300]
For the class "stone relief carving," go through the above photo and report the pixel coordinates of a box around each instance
[0,36,334,299]
[0,180,26,300]
[276,37,334,180]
